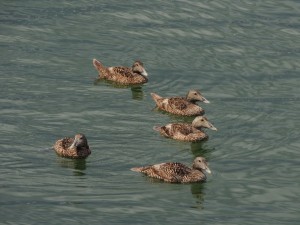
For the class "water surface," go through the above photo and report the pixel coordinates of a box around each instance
[1,0,300,224]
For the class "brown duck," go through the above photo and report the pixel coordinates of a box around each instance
[154,116,217,142]
[131,157,211,183]
[151,89,209,116]
[93,59,148,85]
[53,134,91,159]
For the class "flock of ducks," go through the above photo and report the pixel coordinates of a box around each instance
[53,59,217,183]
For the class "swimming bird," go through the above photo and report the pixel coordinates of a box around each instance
[93,59,148,85]
[153,116,217,142]
[131,157,211,183]
[53,134,91,159]
[151,89,209,116]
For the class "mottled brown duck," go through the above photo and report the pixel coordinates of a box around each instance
[151,89,209,116]
[93,59,148,85]
[154,116,217,142]
[53,134,91,159]
[131,157,211,183]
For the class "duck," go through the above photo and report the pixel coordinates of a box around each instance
[153,116,217,142]
[131,157,211,183]
[151,89,209,116]
[93,58,148,85]
[53,134,91,159]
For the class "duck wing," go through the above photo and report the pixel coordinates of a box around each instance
[107,66,147,85]
[168,123,193,136]
[156,123,207,142]
[155,123,193,138]
[155,162,192,182]
[168,97,189,110]
[61,137,74,149]
[174,130,208,142]
[54,137,74,157]
[132,162,192,182]
[161,97,204,116]
[110,66,135,78]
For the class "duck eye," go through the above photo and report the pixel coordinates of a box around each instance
[201,119,204,121]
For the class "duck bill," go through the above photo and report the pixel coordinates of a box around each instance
[208,122,217,131]
[196,92,209,103]
[141,69,148,77]
[201,97,210,104]
[205,166,212,174]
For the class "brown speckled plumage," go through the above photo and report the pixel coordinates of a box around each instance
[131,157,211,183]
[151,90,209,116]
[154,116,217,142]
[93,59,148,85]
[53,134,91,159]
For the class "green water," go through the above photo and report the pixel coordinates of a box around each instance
[1,0,300,224]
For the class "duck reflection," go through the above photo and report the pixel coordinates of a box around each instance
[137,170,207,209]
[190,182,206,209]
[190,142,214,159]
[131,86,144,100]
[94,78,130,88]
[56,158,87,176]
[94,78,144,100]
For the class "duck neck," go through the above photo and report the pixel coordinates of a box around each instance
[192,127,202,133]
[186,94,197,103]
[192,164,203,172]
[191,122,203,131]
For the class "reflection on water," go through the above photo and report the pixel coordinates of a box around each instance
[190,142,214,159]
[93,78,142,89]
[190,182,206,209]
[1,0,299,224]
[131,86,144,100]
[142,174,207,210]
[143,176,165,184]
[56,158,87,176]
[93,78,144,100]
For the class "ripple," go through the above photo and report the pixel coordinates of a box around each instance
[1,0,300,224]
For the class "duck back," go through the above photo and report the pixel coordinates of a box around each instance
[54,137,91,159]
[151,94,204,116]
[131,162,206,183]
[154,123,208,142]
[93,59,148,85]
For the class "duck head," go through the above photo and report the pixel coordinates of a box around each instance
[186,89,210,103]
[132,60,148,77]
[192,116,217,131]
[192,157,211,174]
[68,134,88,150]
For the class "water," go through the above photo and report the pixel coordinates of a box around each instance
[1,0,300,224]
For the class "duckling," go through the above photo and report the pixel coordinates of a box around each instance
[93,59,148,85]
[153,116,217,142]
[53,134,91,159]
[131,157,211,183]
[151,90,209,116]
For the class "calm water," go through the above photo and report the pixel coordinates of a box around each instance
[1,0,300,224]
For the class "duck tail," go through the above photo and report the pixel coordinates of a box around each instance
[150,93,162,102]
[93,58,106,76]
[130,167,143,172]
[153,125,162,132]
